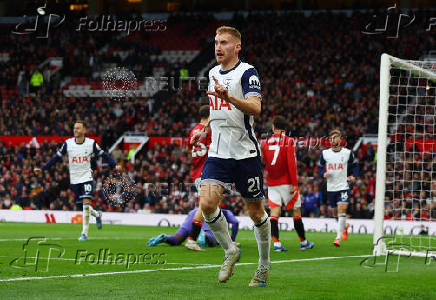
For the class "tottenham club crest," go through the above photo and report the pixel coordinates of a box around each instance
[224,78,232,90]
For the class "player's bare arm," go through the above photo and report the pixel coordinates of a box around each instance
[207,76,261,116]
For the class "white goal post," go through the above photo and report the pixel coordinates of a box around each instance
[374,53,436,256]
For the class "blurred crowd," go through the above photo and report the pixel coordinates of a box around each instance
[0,10,435,220]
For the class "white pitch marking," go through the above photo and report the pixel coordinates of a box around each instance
[0,255,370,282]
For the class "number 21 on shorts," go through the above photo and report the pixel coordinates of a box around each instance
[248,177,260,192]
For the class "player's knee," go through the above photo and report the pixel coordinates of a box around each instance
[199,184,222,215]
[246,203,265,223]
[249,211,265,223]
[199,201,215,216]
[338,204,347,214]
[270,207,281,217]
[292,208,301,217]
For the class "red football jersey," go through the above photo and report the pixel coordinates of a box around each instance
[188,123,212,180]
[261,133,298,187]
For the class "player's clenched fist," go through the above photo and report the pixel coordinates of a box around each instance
[347,176,355,183]
[33,167,42,175]
[190,129,208,147]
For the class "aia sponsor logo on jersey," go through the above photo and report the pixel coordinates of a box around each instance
[328,163,343,170]
[209,95,232,110]
[72,156,89,163]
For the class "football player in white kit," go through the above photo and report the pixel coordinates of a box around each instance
[318,129,359,247]
[191,26,270,287]
[34,121,121,241]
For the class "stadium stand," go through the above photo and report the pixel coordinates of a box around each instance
[0,10,435,220]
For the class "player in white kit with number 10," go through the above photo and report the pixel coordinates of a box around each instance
[34,121,121,241]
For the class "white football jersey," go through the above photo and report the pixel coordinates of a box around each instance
[57,137,101,184]
[208,60,262,160]
[320,148,353,192]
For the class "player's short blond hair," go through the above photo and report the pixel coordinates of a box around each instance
[216,26,241,42]
[329,129,341,138]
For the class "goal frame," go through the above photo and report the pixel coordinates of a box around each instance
[374,53,436,255]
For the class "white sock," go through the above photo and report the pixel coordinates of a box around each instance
[274,241,282,247]
[337,214,346,239]
[88,204,98,217]
[254,211,271,267]
[82,204,90,236]
[203,208,236,255]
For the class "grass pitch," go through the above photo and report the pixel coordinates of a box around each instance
[0,222,435,299]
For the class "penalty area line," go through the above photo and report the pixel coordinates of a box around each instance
[0,255,370,282]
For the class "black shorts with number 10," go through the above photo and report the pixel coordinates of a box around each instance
[71,180,95,209]
[201,156,265,201]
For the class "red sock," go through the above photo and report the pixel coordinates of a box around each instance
[188,219,203,241]
[270,216,280,243]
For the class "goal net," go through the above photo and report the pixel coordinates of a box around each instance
[374,54,436,258]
